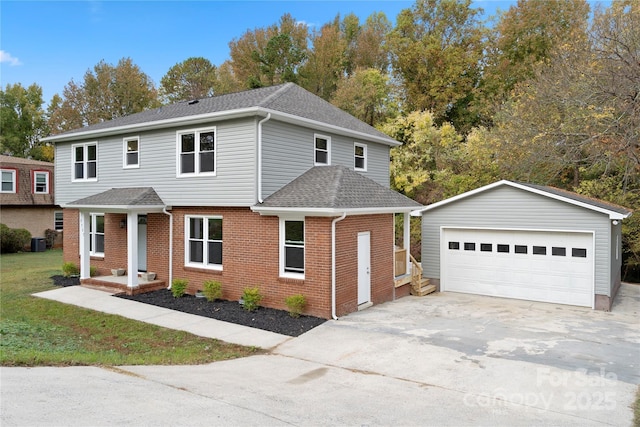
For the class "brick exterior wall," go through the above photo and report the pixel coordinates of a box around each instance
[63,206,397,319]
[335,214,395,317]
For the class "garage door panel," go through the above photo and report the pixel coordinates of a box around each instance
[442,229,593,307]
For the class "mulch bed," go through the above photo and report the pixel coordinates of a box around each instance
[51,275,80,287]
[120,289,327,337]
[50,276,326,337]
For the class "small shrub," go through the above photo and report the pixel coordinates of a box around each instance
[202,280,222,302]
[171,278,188,298]
[44,229,58,248]
[62,262,79,277]
[285,294,306,318]
[0,224,32,253]
[90,266,98,277]
[241,287,263,312]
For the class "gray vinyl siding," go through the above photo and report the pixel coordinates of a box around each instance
[611,222,622,288]
[55,118,257,206]
[420,185,612,296]
[261,120,390,197]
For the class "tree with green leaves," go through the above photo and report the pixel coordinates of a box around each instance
[159,57,218,103]
[382,110,466,204]
[331,68,394,126]
[475,0,591,125]
[228,14,308,88]
[387,0,485,132]
[48,58,159,133]
[300,16,346,100]
[0,83,50,160]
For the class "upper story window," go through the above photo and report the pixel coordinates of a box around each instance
[177,128,216,177]
[33,170,50,194]
[280,218,305,278]
[314,134,330,165]
[354,143,367,171]
[185,215,223,269]
[1,168,17,193]
[123,137,140,168]
[73,142,98,181]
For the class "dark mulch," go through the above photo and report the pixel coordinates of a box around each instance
[51,275,80,287]
[50,276,326,337]
[117,289,326,337]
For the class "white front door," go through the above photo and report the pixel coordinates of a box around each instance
[357,232,371,305]
[137,215,147,272]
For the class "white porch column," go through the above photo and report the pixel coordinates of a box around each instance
[79,211,91,279]
[127,212,139,288]
[404,212,411,272]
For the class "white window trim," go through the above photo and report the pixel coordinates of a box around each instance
[33,170,50,194]
[89,213,104,258]
[54,211,64,231]
[184,215,223,270]
[0,168,17,193]
[71,142,98,182]
[123,136,140,169]
[354,142,367,171]
[279,217,305,279]
[314,134,331,166]
[176,127,217,178]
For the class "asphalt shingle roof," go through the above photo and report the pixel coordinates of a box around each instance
[49,83,396,144]
[516,182,632,216]
[0,155,53,166]
[257,166,422,210]
[68,187,164,207]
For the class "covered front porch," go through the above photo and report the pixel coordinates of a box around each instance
[66,188,170,292]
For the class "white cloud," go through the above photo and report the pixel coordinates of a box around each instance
[0,50,22,66]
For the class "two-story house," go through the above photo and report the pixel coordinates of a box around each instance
[0,155,63,247]
[43,83,422,319]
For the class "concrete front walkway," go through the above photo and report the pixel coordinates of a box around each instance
[34,286,291,349]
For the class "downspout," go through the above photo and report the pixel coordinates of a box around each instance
[257,113,271,203]
[331,212,347,320]
[163,207,173,289]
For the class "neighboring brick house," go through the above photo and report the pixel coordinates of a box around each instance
[42,83,421,319]
[0,155,63,247]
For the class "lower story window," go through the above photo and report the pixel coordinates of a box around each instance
[89,213,104,256]
[281,219,304,276]
[185,216,222,269]
[54,211,63,231]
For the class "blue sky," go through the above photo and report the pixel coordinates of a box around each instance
[1,0,529,104]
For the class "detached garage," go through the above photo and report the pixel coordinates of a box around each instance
[413,181,632,310]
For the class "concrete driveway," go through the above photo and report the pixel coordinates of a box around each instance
[2,284,639,426]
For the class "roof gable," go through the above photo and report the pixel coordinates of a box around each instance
[412,180,632,220]
[43,83,398,146]
[253,166,422,215]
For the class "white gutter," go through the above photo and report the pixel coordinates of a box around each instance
[257,113,271,203]
[331,212,347,320]
[252,206,420,216]
[42,107,399,147]
[163,206,173,289]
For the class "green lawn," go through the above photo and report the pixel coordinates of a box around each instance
[0,249,258,366]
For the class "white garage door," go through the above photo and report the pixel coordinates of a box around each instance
[441,228,593,307]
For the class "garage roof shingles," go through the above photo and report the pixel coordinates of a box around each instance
[517,182,631,216]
